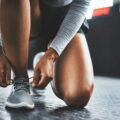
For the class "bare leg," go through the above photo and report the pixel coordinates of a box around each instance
[51,33,94,108]
[30,0,41,37]
[0,0,41,78]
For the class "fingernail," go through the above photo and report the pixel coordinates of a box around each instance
[32,83,36,87]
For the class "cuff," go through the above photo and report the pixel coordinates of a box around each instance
[48,44,63,56]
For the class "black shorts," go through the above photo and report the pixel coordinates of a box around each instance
[29,1,89,68]
[38,0,89,42]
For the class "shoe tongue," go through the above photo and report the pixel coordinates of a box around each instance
[13,76,29,92]
[14,76,28,83]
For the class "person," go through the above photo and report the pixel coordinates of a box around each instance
[0,0,94,109]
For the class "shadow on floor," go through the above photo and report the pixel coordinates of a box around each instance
[0,76,120,120]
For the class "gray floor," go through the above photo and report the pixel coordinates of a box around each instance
[0,71,120,120]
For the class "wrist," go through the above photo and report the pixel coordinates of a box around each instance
[45,48,59,62]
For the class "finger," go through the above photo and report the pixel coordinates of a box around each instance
[37,75,50,89]
[0,71,7,87]
[1,67,8,87]
[0,71,3,86]
[37,75,46,88]
[32,67,40,87]
[2,67,6,83]
[0,82,8,87]
[6,65,11,85]
[0,70,3,83]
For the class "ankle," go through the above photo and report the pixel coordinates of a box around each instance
[14,72,28,79]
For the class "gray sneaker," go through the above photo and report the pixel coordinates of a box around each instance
[5,76,35,109]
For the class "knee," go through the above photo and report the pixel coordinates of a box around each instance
[1,0,29,5]
[63,83,94,108]
[0,0,29,9]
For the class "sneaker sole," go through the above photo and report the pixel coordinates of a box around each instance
[5,101,35,109]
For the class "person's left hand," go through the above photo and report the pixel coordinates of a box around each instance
[32,48,59,89]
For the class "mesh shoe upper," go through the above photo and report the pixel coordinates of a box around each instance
[6,76,34,108]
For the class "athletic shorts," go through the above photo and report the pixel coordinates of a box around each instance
[38,0,89,43]
[29,0,89,68]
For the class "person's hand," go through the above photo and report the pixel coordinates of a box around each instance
[32,48,59,89]
[0,47,11,87]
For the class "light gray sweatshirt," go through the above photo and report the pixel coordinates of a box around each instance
[44,0,91,55]
[0,0,91,55]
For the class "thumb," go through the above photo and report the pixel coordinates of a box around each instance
[6,65,11,85]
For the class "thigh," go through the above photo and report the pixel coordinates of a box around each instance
[30,0,42,37]
[51,33,94,107]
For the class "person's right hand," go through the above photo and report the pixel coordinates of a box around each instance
[0,47,11,87]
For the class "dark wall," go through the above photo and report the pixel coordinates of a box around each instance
[86,4,120,77]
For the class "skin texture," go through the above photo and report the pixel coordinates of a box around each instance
[0,0,94,108]
[0,46,11,87]
[0,0,30,79]
[50,33,94,107]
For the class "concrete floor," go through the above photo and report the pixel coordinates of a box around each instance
[0,71,120,120]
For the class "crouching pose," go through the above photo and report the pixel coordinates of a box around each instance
[0,0,94,109]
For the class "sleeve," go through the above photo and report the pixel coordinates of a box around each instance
[48,0,91,55]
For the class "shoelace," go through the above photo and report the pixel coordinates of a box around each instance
[9,76,34,85]
[10,76,34,92]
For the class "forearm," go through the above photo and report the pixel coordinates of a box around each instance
[49,0,91,55]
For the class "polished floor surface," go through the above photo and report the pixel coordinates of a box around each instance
[0,71,120,120]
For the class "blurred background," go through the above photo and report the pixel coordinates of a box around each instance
[28,0,120,77]
[86,0,120,77]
